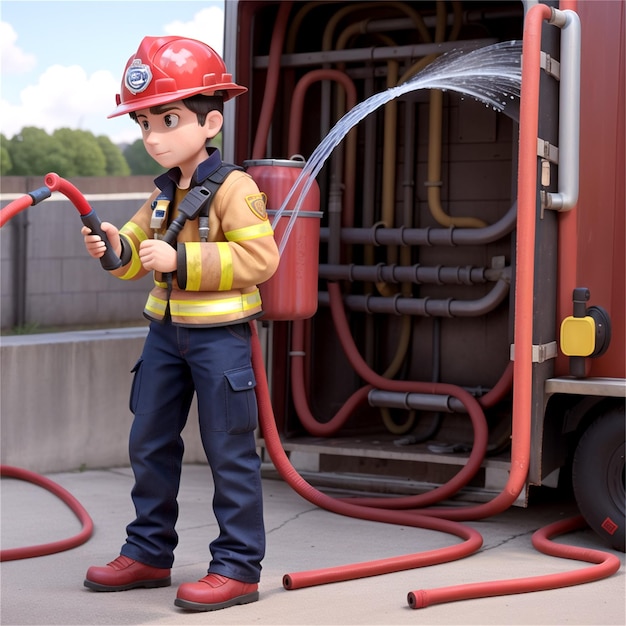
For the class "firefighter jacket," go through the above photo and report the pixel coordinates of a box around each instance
[111,148,280,327]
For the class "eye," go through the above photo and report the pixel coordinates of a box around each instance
[140,120,150,131]
[164,114,179,128]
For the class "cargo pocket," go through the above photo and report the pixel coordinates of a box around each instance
[129,358,143,415]
[224,366,258,434]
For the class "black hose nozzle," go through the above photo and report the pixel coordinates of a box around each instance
[81,210,123,270]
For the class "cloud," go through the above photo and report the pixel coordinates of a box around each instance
[0,5,224,144]
[0,64,141,144]
[164,6,224,54]
[0,21,37,75]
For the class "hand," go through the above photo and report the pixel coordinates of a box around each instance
[139,239,177,272]
[81,222,121,259]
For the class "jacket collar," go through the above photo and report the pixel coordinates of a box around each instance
[153,147,223,197]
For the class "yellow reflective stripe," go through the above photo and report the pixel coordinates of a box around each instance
[154,278,168,288]
[144,294,168,316]
[119,254,142,280]
[122,221,149,244]
[185,242,202,291]
[169,290,262,318]
[117,231,143,280]
[225,220,274,242]
[217,242,233,291]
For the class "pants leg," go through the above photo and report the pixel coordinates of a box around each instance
[121,322,194,569]
[187,322,265,583]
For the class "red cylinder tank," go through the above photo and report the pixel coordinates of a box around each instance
[244,158,322,320]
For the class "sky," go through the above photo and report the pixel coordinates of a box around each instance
[1,0,226,145]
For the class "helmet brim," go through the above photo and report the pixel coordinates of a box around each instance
[108,84,248,119]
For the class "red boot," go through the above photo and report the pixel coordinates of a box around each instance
[84,555,171,591]
[175,573,259,611]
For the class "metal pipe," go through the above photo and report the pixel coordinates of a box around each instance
[320,262,501,285]
[321,200,517,246]
[318,275,510,317]
[368,389,456,413]
[253,38,500,69]
[543,9,581,211]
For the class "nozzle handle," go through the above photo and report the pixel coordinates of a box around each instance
[81,210,123,270]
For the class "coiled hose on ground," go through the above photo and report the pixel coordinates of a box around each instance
[248,321,621,607]
[0,465,93,562]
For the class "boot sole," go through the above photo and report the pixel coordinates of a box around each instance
[84,576,171,592]
[174,590,259,612]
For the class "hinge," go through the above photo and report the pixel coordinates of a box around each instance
[510,341,558,364]
[540,51,561,80]
[537,138,559,164]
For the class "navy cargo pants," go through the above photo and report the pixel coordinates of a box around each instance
[120,320,265,584]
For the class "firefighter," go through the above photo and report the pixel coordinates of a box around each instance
[81,36,279,612]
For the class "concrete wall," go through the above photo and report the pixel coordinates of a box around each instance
[1,176,157,331]
[0,328,207,473]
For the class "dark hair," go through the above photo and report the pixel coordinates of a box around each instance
[129,93,224,125]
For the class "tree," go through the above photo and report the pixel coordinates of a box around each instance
[1,134,12,174]
[124,139,165,175]
[53,128,107,176]
[8,127,71,176]
[97,135,130,176]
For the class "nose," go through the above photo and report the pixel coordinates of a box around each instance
[144,131,160,146]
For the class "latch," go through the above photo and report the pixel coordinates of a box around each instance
[560,288,612,377]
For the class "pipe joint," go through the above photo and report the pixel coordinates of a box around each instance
[371,221,386,246]
[548,7,567,28]
[381,263,399,284]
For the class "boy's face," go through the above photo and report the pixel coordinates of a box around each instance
[135,100,222,175]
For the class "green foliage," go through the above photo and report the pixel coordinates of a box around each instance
[1,134,12,174]
[8,127,66,176]
[4,127,133,177]
[123,139,165,175]
[53,128,107,176]
[96,135,131,176]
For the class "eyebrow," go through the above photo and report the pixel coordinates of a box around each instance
[136,104,183,118]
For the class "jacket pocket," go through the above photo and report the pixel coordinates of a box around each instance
[129,358,143,414]
[223,366,258,434]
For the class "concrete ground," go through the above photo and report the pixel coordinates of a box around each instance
[1,464,624,626]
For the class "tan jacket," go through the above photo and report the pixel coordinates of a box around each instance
[112,169,280,327]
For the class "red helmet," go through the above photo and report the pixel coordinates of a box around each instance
[108,36,247,118]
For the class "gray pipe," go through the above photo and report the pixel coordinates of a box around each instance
[368,389,483,414]
[320,201,517,247]
[543,9,581,211]
[319,263,504,285]
[368,389,456,413]
[319,274,510,317]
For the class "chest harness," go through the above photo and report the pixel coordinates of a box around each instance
[152,163,243,246]
[149,163,243,311]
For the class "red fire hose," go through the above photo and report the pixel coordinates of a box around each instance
[0,465,93,562]
[249,321,621,605]
[407,516,621,609]
[0,173,121,270]
[0,173,117,561]
[0,186,51,228]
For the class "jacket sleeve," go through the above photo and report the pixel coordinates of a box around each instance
[176,172,280,292]
[109,189,160,281]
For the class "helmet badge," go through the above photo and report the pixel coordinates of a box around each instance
[125,59,153,95]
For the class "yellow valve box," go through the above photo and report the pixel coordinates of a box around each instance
[560,316,596,356]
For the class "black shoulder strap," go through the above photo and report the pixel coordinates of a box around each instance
[205,163,244,186]
[197,163,244,241]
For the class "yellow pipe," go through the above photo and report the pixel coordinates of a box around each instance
[428,2,486,228]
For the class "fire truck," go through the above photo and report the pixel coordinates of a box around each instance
[222,0,625,552]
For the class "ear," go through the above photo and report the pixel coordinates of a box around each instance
[205,110,223,139]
